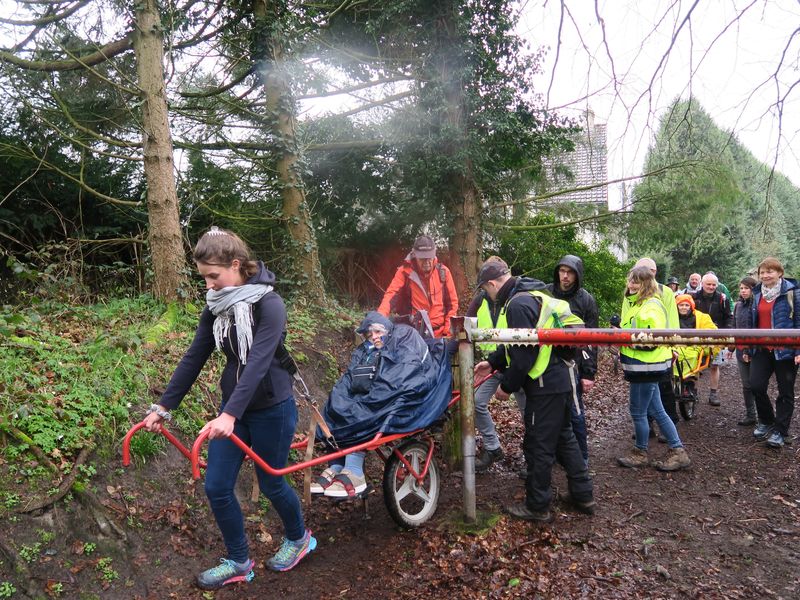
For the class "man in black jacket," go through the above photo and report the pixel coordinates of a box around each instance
[474,262,594,522]
[692,273,733,406]
[545,255,598,465]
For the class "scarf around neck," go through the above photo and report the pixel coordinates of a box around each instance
[206,283,272,364]
[762,278,783,303]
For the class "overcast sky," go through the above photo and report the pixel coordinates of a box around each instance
[517,0,800,208]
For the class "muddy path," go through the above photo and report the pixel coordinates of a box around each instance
[5,355,799,599]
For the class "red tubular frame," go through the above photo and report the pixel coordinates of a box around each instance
[390,435,435,484]
[122,421,207,469]
[191,429,433,480]
[125,373,482,483]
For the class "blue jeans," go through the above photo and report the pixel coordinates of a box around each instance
[474,373,503,451]
[629,382,682,450]
[475,372,528,451]
[204,398,305,563]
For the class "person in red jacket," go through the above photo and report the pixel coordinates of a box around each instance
[377,235,458,338]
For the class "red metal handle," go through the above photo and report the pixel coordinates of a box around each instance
[122,421,206,469]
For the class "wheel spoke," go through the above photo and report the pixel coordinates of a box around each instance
[411,485,432,503]
[409,451,421,472]
[395,474,415,501]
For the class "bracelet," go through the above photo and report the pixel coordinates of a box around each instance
[146,404,172,421]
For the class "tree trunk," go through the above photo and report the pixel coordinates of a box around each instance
[438,5,482,304]
[253,0,327,305]
[133,0,187,301]
[448,165,482,302]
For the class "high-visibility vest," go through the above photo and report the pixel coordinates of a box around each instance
[620,297,673,375]
[476,297,506,355]
[502,291,584,381]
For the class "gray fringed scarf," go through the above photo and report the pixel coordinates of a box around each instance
[206,283,272,364]
[762,278,783,303]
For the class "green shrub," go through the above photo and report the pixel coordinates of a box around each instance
[497,214,631,322]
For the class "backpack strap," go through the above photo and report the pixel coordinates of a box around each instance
[436,263,452,314]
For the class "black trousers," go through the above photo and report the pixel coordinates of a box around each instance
[522,383,593,511]
[749,350,797,436]
[658,375,678,423]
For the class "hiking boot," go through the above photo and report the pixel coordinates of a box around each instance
[753,423,773,441]
[505,503,553,523]
[737,416,757,427]
[266,529,317,572]
[324,469,367,498]
[196,558,255,590]
[765,431,785,449]
[652,447,691,472]
[708,390,720,406]
[617,447,649,468]
[558,492,597,515]
[475,447,504,472]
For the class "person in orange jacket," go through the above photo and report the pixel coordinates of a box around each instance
[377,235,458,338]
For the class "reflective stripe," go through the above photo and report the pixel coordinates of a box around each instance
[621,359,672,372]
[568,362,581,415]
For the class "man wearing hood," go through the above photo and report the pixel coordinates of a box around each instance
[378,235,458,337]
[545,255,599,465]
[474,261,595,522]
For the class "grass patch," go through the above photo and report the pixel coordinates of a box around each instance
[0,295,360,491]
[438,508,503,536]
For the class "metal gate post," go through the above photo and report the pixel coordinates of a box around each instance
[457,330,476,523]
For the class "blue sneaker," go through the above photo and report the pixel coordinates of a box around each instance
[753,423,772,441]
[266,529,317,572]
[766,431,785,448]
[196,558,254,590]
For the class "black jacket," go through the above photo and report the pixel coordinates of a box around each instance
[733,297,752,360]
[485,277,575,396]
[160,262,294,419]
[545,255,599,381]
[692,289,733,329]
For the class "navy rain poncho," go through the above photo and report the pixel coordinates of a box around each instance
[322,312,452,447]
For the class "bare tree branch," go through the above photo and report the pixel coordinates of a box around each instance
[0,33,134,71]
[494,160,697,209]
[0,0,89,26]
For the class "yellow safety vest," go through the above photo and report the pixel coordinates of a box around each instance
[476,297,507,355]
[620,297,673,370]
[502,291,584,381]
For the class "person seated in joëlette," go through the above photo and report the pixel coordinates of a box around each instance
[673,294,718,396]
[311,311,452,498]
